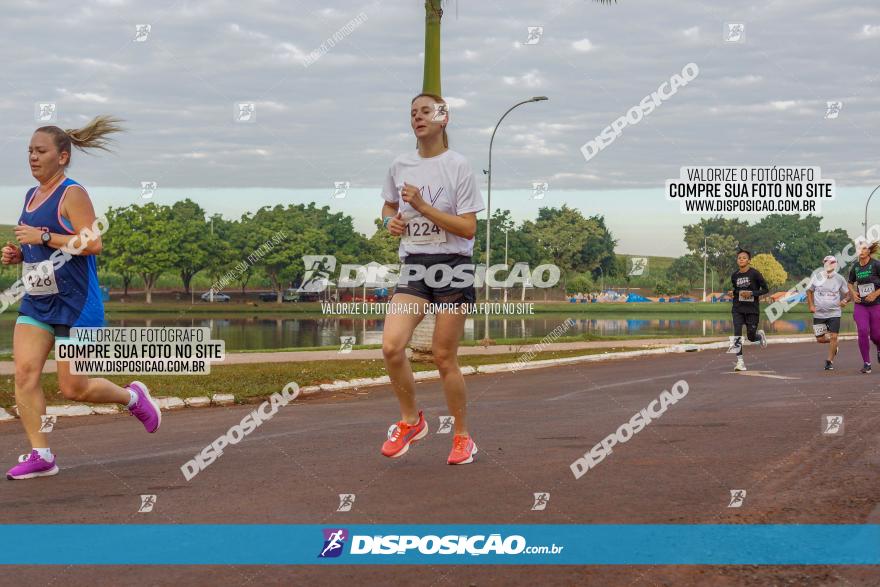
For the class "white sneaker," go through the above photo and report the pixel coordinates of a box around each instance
[734,358,747,371]
[757,330,768,349]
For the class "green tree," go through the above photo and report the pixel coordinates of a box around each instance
[521,205,617,294]
[116,203,176,303]
[750,215,850,277]
[683,219,741,280]
[168,200,214,294]
[668,254,704,288]
[368,218,400,264]
[249,205,328,301]
[102,206,138,295]
[566,273,595,294]
[750,253,788,290]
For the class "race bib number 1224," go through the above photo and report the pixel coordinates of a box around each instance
[402,216,447,244]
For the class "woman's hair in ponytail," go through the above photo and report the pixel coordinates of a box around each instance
[411,93,448,148]
[855,239,880,257]
[35,115,124,167]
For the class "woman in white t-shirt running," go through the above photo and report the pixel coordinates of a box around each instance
[378,93,485,465]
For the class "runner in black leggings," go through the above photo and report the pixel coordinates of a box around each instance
[729,249,768,371]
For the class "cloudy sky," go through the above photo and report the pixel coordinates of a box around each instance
[1,0,878,255]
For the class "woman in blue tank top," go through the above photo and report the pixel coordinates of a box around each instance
[1,117,163,481]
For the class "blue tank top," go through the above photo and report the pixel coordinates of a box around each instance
[18,178,105,327]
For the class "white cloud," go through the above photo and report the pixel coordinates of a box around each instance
[858,24,880,38]
[56,88,109,103]
[720,74,763,85]
[503,70,543,88]
[770,100,799,110]
[682,26,700,40]
[572,38,594,52]
[445,96,467,109]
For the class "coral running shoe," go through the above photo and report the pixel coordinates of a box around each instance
[128,381,162,433]
[447,435,478,465]
[7,450,59,480]
[382,411,428,458]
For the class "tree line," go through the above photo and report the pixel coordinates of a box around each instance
[658,215,850,295]
[20,200,618,303]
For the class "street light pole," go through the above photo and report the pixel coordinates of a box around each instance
[702,235,708,302]
[484,96,548,302]
[864,184,880,235]
[503,228,509,303]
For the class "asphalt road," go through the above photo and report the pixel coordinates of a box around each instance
[2,339,879,586]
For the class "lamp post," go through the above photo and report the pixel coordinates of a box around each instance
[863,184,880,235]
[503,227,510,303]
[483,96,548,302]
[702,235,708,302]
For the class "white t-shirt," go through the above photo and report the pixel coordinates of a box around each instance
[381,149,485,259]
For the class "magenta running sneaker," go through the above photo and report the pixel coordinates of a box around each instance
[128,381,162,433]
[7,450,59,480]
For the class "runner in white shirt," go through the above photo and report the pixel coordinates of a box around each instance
[807,255,850,370]
[378,93,485,465]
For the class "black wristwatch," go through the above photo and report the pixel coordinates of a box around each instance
[40,228,51,244]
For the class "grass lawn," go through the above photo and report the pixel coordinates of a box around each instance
[0,346,640,409]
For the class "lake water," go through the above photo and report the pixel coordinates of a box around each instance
[0,313,851,353]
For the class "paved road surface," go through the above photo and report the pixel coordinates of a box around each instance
[1,339,879,585]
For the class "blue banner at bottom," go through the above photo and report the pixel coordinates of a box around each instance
[0,525,878,565]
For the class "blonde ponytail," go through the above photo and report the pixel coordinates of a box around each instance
[36,115,124,167]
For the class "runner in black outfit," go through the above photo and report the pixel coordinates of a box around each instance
[730,249,768,371]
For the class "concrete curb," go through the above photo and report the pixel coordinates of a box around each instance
[0,335,852,423]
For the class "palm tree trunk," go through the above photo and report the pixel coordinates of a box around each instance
[422,0,442,94]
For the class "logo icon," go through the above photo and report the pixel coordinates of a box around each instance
[338,336,356,354]
[628,257,648,277]
[531,492,550,511]
[35,103,57,123]
[728,489,746,508]
[138,494,157,513]
[140,181,158,199]
[437,416,455,434]
[332,181,350,199]
[319,528,348,558]
[134,24,151,42]
[299,255,337,292]
[825,101,842,120]
[525,26,544,45]
[337,494,355,512]
[724,23,745,43]
[431,103,449,123]
[235,102,256,123]
[39,415,57,433]
[727,336,743,354]
[532,182,548,200]
[822,414,844,435]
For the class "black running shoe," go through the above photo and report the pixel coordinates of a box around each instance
[825,360,834,371]
[861,363,872,374]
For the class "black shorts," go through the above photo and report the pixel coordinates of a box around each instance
[813,316,841,335]
[393,253,477,306]
[732,310,759,341]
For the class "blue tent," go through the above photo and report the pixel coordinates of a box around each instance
[626,293,650,303]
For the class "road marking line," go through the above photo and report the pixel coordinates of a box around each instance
[546,370,706,401]
[727,371,800,380]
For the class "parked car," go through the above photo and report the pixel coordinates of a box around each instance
[259,291,279,302]
[201,291,231,302]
